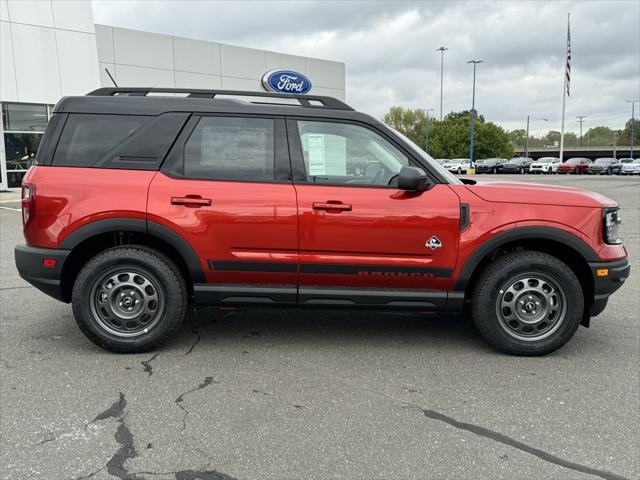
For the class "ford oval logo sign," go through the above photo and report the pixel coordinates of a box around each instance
[262,69,312,94]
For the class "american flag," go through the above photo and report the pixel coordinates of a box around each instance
[565,16,571,96]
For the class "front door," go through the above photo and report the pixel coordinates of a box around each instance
[148,115,298,304]
[287,119,460,309]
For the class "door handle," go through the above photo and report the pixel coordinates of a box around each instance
[313,201,352,211]
[171,195,212,207]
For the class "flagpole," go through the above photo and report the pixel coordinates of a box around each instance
[559,13,570,163]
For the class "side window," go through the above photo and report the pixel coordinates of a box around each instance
[184,117,274,181]
[53,114,149,166]
[296,120,409,186]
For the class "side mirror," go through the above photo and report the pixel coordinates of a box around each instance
[397,166,429,191]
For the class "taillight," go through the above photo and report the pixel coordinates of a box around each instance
[22,183,35,227]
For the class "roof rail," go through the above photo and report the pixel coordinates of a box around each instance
[87,87,353,111]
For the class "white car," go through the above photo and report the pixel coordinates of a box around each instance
[621,158,640,175]
[443,158,473,174]
[529,157,560,174]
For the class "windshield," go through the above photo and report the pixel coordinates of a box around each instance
[595,158,613,164]
[388,127,462,184]
[537,157,555,163]
[567,158,584,164]
[507,158,522,165]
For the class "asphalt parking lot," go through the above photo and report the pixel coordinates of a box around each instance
[1,174,638,480]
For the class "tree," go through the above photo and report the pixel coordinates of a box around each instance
[619,118,640,146]
[583,126,614,146]
[383,106,429,149]
[383,106,512,159]
[508,129,527,149]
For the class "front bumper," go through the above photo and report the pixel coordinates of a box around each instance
[588,258,630,317]
[14,244,70,302]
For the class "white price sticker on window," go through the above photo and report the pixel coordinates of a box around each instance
[307,134,326,176]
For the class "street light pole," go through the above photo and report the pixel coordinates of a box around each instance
[424,108,434,153]
[525,115,530,159]
[577,115,586,146]
[626,100,638,158]
[525,116,548,158]
[436,47,447,121]
[467,60,483,168]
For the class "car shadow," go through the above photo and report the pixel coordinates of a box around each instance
[173,307,490,354]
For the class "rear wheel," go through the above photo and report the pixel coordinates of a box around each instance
[471,251,583,356]
[72,246,187,353]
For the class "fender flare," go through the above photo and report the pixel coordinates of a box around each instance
[453,226,598,292]
[59,218,206,283]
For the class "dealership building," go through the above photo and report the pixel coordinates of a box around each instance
[0,0,345,189]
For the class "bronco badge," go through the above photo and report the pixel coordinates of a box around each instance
[426,236,442,250]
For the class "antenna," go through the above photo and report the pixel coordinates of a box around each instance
[104,67,118,87]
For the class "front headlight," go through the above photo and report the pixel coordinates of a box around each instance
[603,208,622,244]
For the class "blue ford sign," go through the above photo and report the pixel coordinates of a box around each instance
[262,69,312,94]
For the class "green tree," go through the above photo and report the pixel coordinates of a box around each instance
[382,106,513,159]
[508,129,527,149]
[619,118,640,146]
[583,126,614,146]
[383,106,429,148]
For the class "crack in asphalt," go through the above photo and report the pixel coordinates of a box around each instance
[85,392,126,429]
[184,327,201,356]
[174,377,218,432]
[414,406,630,480]
[80,392,141,479]
[141,354,159,377]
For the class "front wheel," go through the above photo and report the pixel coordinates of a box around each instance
[471,251,583,356]
[457,167,462,174]
[72,246,187,353]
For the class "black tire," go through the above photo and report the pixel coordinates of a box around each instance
[457,167,462,174]
[519,167,524,174]
[72,246,187,353]
[492,167,497,174]
[471,251,583,356]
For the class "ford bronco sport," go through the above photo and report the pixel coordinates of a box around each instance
[15,88,630,355]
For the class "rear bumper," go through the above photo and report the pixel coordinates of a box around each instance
[588,258,630,316]
[14,244,70,302]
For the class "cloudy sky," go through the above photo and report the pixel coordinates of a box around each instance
[93,0,639,136]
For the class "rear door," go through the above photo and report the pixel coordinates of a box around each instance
[148,115,298,305]
[287,118,460,309]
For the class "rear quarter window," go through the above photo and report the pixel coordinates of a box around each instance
[53,114,149,167]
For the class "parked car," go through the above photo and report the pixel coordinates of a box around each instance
[557,157,592,174]
[14,87,629,356]
[529,157,560,174]
[442,158,473,174]
[588,158,621,175]
[501,157,533,174]
[475,158,507,174]
[435,159,449,165]
[621,158,640,175]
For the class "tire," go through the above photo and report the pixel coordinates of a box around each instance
[492,167,497,174]
[457,167,462,174]
[519,167,524,174]
[72,246,188,353]
[471,251,583,356]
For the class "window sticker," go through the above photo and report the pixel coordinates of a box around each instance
[307,134,326,176]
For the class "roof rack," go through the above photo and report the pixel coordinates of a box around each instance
[87,87,353,111]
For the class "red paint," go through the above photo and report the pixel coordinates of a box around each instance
[22,167,627,293]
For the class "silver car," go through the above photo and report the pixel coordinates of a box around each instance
[621,158,640,175]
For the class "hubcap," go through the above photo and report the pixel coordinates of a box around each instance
[90,269,165,337]
[495,274,567,341]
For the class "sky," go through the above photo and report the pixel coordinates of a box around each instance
[92,0,640,136]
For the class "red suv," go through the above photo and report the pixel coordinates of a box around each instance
[15,88,629,355]
[557,157,592,174]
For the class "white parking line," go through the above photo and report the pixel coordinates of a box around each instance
[0,206,20,212]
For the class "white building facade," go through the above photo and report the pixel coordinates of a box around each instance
[0,0,345,189]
